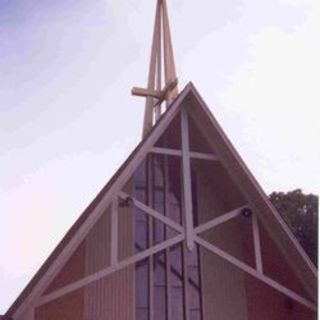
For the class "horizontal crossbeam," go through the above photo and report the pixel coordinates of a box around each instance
[132,78,178,101]
[37,234,184,307]
[150,147,219,161]
[131,87,162,99]
[195,236,316,311]
[194,206,246,235]
[118,191,183,233]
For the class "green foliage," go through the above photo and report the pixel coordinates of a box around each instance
[269,189,318,266]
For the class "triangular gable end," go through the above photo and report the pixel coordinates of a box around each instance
[5,83,317,320]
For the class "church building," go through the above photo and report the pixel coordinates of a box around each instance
[4,1,317,319]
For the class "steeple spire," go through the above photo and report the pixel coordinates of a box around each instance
[132,0,178,138]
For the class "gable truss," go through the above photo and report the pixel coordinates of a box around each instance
[36,107,316,313]
[8,85,317,319]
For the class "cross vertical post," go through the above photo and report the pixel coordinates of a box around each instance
[181,108,194,251]
[132,0,179,138]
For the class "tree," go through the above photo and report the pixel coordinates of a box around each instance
[269,189,318,266]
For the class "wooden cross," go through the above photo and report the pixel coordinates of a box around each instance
[132,0,179,138]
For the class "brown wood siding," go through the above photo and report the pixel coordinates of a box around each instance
[196,168,249,320]
[186,89,317,298]
[241,195,316,319]
[22,307,34,320]
[259,224,311,299]
[84,181,134,320]
[34,243,86,320]
[244,275,316,320]
[43,242,86,294]
[84,207,111,318]
[35,289,84,320]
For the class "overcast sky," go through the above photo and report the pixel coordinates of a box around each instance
[0,0,319,314]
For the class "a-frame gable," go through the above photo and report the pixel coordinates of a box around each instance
[5,83,317,320]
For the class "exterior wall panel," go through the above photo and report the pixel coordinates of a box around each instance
[35,289,85,320]
[35,243,86,320]
[244,275,315,320]
[243,224,316,320]
[196,170,249,320]
[84,181,134,320]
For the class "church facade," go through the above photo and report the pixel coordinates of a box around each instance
[4,1,317,319]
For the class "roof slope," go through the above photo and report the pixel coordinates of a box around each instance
[5,83,317,319]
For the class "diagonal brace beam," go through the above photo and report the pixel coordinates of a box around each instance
[118,191,183,233]
[36,234,184,307]
[194,206,247,235]
[195,236,316,311]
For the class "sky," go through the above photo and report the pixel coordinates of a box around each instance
[0,0,319,314]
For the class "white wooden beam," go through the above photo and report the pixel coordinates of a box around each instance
[190,151,219,161]
[118,191,183,233]
[150,147,218,161]
[132,87,162,99]
[182,243,190,320]
[194,206,247,235]
[150,147,182,157]
[36,234,184,307]
[142,0,161,137]
[110,198,118,266]
[164,153,172,320]
[155,5,162,122]
[162,0,178,104]
[147,156,154,320]
[181,108,194,251]
[252,214,263,273]
[195,236,316,311]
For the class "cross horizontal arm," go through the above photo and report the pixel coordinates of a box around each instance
[132,78,178,101]
[194,206,247,235]
[195,236,316,311]
[132,87,162,99]
[118,191,183,233]
[37,234,184,307]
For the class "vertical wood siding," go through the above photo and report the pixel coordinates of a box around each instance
[244,224,315,320]
[35,243,86,320]
[196,168,249,320]
[84,181,134,320]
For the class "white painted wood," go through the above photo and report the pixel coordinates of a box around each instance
[182,243,190,320]
[36,234,185,307]
[252,214,263,273]
[162,0,178,105]
[142,0,161,137]
[155,5,162,122]
[181,108,194,251]
[195,236,316,311]
[150,147,182,157]
[164,154,171,320]
[194,206,247,235]
[150,146,219,161]
[147,156,154,320]
[110,198,119,266]
[118,191,183,233]
[190,151,218,161]
[84,209,110,320]
[132,87,162,99]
